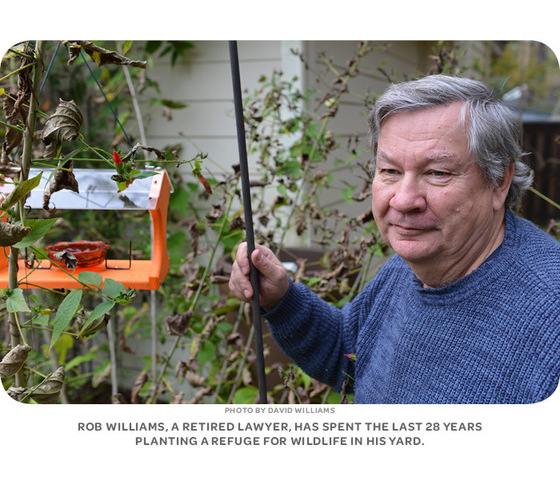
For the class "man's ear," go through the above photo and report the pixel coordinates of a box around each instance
[493,162,515,211]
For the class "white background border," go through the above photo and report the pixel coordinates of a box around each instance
[1,1,559,482]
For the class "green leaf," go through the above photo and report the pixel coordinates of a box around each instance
[303,277,323,286]
[102,278,126,298]
[167,231,186,257]
[0,172,42,211]
[6,288,30,313]
[49,290,82,350]
[276,159,301,178]
[54,333,74,364]
[301,372,312,388]
[12,218,59,249]
[30,246,49,259]
[132,171,159,180]
[64,351,97,371]
[33,313,50,327]
[122,41,133,55]
[84,300,115,327]
[233,386,259,404]
[78,271,103,288]
[169,187,192,216]
[341,184,357,204]
[150,99,187,109]
[197,341,216,365]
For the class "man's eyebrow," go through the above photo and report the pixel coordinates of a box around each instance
[376,151,397,164]
[376,151,458,164]
[427,152,456,162]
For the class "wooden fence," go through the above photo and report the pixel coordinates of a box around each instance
[520,122,560,227]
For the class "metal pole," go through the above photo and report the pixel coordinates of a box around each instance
[228,41,268,404]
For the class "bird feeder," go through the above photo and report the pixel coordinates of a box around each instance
[0,168,171,290]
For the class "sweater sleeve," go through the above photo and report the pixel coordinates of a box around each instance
[263,279,366,391]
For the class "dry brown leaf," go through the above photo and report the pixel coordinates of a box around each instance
[7,386,26,400]
[188,386,212,404]
[30,366,65,403]
[0,344,31,378]
[113,393,127,404]
[165,310,193,336]
[1,95,28,166]
[209,265,230,284]
[51,250,78,270]
[309,378,328,398]
[92,363,111,388]
[63,41,147,68]
[42,161,79,211]
[185,371,205,387]
[242,368,252,386]
[1,51,32,166]
[130,371,148,404]
[205,204,225,223]
[0,219,31,247]
[41,100,83,160]
[356,208,373,224]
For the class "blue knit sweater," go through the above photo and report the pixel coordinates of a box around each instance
[265,211,560,403]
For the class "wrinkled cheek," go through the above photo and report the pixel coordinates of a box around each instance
[371,190,390,235]
[371,183,390,213]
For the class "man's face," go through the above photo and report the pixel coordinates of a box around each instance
[371,102,508,283]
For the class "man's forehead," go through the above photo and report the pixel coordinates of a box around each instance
[375,149,470,168]
[377,103,471,155]
[380,102,468,129]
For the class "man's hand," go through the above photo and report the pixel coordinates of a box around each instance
[229,242,289,312]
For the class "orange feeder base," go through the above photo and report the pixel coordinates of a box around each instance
[0,259,167,291]
[0,169,171,291]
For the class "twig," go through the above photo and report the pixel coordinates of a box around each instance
[227,321,255,404]
[8,41,44,391]
[530,187,560,211]
[0,61,35,84]
[107,313,119,398]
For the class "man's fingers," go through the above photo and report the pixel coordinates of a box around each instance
[251,246,278,273]
[230,242,289,311]
[235,242,250,275]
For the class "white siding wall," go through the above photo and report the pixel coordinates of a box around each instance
[142,41,290,174]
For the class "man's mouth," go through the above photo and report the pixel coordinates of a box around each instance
[390,224,433,236]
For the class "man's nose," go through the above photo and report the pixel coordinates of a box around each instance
[389,175,427,213]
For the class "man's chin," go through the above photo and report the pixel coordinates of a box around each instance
[389,239,438,264]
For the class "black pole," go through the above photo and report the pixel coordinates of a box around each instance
[229,41,268,404]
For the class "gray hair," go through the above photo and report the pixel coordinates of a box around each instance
[367,74,533,209]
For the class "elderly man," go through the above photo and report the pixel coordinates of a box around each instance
[229,75,560,404]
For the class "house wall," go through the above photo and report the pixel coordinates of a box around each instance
[143,41,291,172]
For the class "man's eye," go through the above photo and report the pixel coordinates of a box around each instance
[429,170,450,177]
[380,168,399,175]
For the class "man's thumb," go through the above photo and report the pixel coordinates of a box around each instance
[253,247,277,274]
